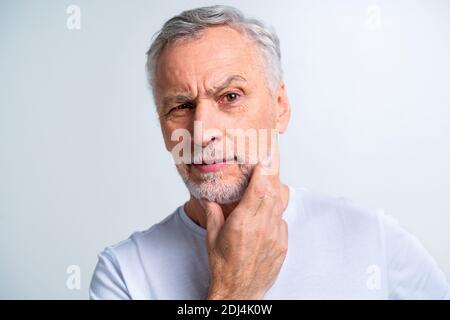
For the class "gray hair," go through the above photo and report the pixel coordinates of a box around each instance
[145,5,283,100]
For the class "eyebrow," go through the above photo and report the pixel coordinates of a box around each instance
[161,74,247,109]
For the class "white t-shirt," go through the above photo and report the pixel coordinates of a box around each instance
[89,186,449,299]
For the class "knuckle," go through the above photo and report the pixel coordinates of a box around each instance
[229,219,245,233]
[279,243,288,254]
[253,227,264,239]
[265,185,277,198]
[265,233,277,247]
[253,185,267,200]
[268,237,278,249]
[278,244,288,255]
[264,187,276,200]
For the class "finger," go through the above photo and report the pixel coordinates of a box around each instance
[202,200,225,249]
[246,131,281,199]
[276,218,289,258]
[261,129,280,177]
[271,190,285,219]
[279,218,288,247]
[230,131,282,218]
[234,162,273,216]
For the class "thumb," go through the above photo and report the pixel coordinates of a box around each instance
[201,200,224,248]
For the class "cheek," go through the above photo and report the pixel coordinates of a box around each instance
[234,115,275,138]
[160,124,177,151]
[241,98,276,129]
[176,163,190,175]
[160,116,195,151]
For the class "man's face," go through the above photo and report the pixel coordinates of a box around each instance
[154,25,289,203]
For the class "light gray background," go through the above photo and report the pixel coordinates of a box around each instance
[1,0,449,299]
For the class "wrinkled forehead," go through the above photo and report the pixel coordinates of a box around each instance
[153,25,265,98]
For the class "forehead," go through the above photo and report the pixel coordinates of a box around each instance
[154,25,263,95]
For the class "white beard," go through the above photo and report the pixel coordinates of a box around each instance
[176,163,254,204]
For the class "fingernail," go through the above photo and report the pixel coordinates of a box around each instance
[260,155,272,169]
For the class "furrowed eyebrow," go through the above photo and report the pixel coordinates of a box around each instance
[161,74,247,109]
[205,75,247,96]
[162,94,194,109]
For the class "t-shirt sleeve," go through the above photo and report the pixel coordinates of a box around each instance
[89,247,131,300]
[378,212,449,299]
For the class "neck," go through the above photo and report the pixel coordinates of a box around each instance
[184,182,290,229]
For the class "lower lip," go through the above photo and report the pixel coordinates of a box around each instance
[192,162,230,173]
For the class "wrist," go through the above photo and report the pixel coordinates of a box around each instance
[206,283,263,300]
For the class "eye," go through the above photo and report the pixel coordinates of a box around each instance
[177,103,192,110]
[221,92,241,104]
[167,102,194,115]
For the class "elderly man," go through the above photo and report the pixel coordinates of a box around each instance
[89,5,449,299]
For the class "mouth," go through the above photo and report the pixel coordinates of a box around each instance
[191,156,237,173]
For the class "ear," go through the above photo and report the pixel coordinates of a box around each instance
[274,81,291,134]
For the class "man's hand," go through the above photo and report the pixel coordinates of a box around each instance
[203,159,288,300]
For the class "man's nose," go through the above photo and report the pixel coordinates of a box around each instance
[193,100,222,148]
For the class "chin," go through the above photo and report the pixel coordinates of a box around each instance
[176,163,254,204]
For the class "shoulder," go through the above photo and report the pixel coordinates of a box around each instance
[376,210,449,299]
[295,187,381,228]
[89,207,183,299]
[294,186,449,299]
[108,208,182,256]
